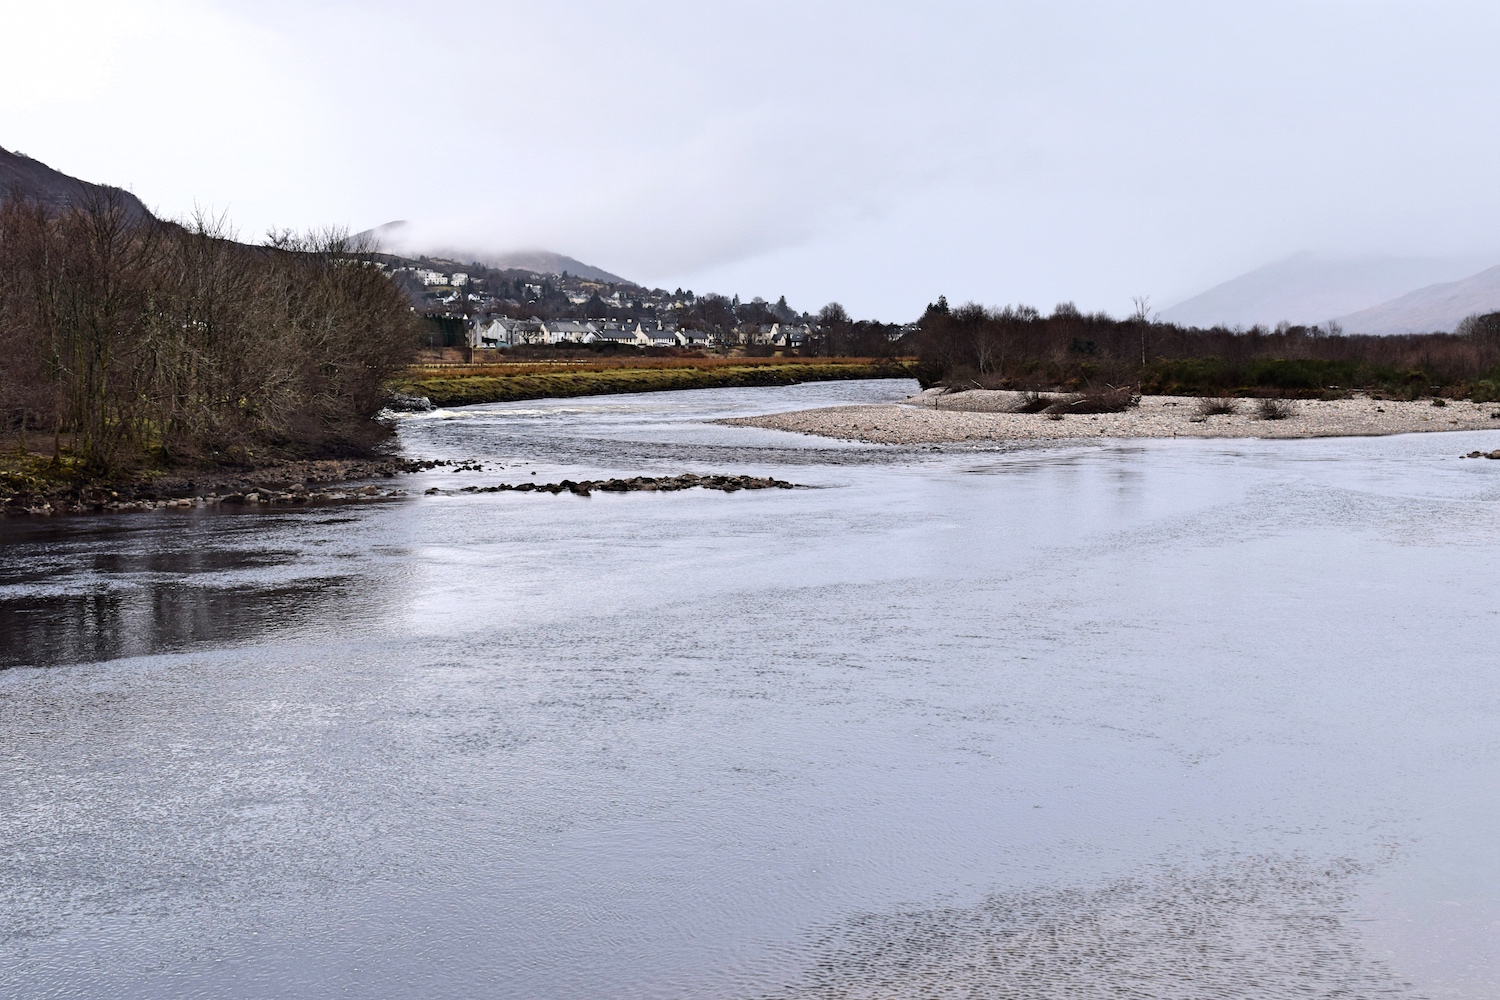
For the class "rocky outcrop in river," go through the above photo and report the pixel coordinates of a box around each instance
[447,473,799,497]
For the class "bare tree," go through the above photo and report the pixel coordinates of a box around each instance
[1131,295,1153,368]
[0,193,419,472]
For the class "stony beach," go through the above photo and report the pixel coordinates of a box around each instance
[723,388,1500,445]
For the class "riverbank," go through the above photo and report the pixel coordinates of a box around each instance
[0,451,461,515]
[396,358,914,407]
[724,388,1500,444]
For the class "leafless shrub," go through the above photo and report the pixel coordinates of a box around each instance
[0,192,420,472]
[1196,394,1238,416]
[1256,397,1294,420]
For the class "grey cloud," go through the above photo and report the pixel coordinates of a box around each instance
[13,1,1500,319]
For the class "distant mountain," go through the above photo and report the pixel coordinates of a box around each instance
[483,249,630,284]
[1333,266,1500,334]
[0,145,154,222]
[1160,253,1492,329]
[359,221,630,284]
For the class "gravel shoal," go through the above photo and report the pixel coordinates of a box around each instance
[722,388,1500,444]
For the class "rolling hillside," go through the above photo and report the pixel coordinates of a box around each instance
[0,146,153,221]
[1334,266,1500,334]
[1159,253,1489,329]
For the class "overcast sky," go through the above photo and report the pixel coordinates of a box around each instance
[4,0,1500,320]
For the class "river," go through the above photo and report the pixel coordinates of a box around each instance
[2,379,1498,998]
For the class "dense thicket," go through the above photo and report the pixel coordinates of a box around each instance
[0,192,419,472]
[915,298,1500,398]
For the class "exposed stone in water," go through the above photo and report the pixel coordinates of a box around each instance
[455,474,800,496]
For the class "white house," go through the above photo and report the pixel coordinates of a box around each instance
[592,324,639,346]
[770,323,810,349]
[638,322,681,348]
[540,320,597,344]
[451,272,469,287]
[470,317,514,348]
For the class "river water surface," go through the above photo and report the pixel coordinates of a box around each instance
[2,379,1499,998]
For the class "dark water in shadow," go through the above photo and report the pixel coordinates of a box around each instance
[0,509,378,669]
[2,380,1498,999]
[0,579,347,668]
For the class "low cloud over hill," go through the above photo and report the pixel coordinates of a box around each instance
[358,221,629,285]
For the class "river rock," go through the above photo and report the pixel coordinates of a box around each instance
[454,473,800,496]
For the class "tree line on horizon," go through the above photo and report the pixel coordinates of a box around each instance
[0,191,419,474]
[915,296,1500,398]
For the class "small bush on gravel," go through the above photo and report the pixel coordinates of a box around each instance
[1196,395,1239,416]
[1256,397,1295,420]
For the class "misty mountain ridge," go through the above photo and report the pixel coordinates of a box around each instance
[358,221,630,285]
[1159,252,1496,331]
[1332,266,1500,334]
[0,145,153,222]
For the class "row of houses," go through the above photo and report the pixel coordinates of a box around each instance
[397,266,469,287]
[470,318,700,348]
[469,317,815,350]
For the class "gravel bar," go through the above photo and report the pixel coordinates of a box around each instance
[723,388,1500,444]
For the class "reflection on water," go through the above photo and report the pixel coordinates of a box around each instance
[2,379,1498,999]
[0,579,347,668]
[0,508,386,669]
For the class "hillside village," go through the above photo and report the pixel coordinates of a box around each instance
[373,254,912,354]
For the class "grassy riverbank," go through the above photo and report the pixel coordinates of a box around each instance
[395,357,917,407]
